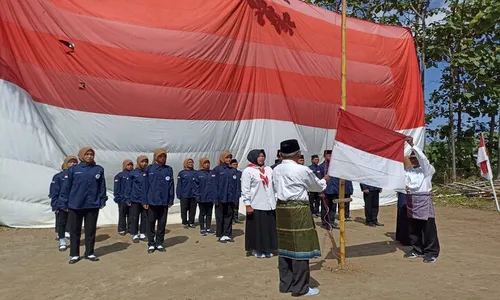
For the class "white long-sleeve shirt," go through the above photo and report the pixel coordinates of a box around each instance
[272,160,327,201]
[239,166,276,210]
[405,146,435,194]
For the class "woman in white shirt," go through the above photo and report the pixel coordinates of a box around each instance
[241,149,277,258]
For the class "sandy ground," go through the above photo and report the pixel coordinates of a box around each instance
[1,206,499,300]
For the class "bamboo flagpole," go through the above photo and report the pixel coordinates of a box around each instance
[337,0,349,266]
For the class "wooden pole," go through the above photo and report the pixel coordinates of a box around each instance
[339,0,348,266]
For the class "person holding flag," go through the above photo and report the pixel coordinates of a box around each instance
[404,136,440,263]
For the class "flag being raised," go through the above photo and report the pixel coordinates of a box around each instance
[328,109,406,190]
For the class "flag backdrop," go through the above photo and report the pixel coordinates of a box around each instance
[0,0,425,227]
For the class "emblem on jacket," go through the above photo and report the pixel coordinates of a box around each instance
[233,175,237,179]
[95,174,101,179]
[165,176,170,181]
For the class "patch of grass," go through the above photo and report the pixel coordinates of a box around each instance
[433,194,497,211]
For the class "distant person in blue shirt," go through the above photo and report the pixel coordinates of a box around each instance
[231,159,242,224]
[113,159,133,236]
[126,155,149,243]
[59,147,108,264]
[177,158,197,229]
[308,155,322,217]
[194,157,217,236]
[49,155,77,252]
[214,151,238,242]
[360,184,383,227]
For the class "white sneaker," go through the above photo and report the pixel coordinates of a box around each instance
[139,233,146,240]
[303,288,320,296]
[65,232,70,238]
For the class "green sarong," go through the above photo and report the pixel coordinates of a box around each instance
[276,200,321,260]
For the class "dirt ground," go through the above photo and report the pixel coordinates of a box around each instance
[1,206,499,300]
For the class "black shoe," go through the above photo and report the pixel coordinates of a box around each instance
[183,224,189,229]
[59,244,68,252]
[226,238,234,243]
[218,238,227,243]
[404,251,423,259]
[332,223,340,229]
[234,219,242,224]
[189,224,196,228]
[374,221,384,226]
[147,246,155,254]
[365,222,376,227]
[132,236,140,243]
[68,256,81,264]
[85,255,100,262]
[206,229,215,235]
[200,230,207,236]
[345,217,352,222]
[156,246,166,252]
[118,231,126,236]
[423,256,437,263]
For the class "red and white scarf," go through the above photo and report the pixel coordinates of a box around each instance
[248,163,269,187]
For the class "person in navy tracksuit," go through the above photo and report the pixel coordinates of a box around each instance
[59,147,108,264]
[50,155,77,251]
[319,150,339,229]
[144,148,175,254]
[230,159,242,224]
[328,178,354,221]
[308,155,322,217]
[177,158,197,229]
[360,183,383,227]
[194,157,217,236]
[113,159,133,235]
[126,155,149,243]
[214,151,238,242]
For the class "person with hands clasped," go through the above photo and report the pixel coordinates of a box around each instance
[213,151,237,243]
[59,147,108,264]
[143,148,175,254]
[127,155,149,243]
[113,159,133,236]
[241,149,277,259]
[194,158,217,236]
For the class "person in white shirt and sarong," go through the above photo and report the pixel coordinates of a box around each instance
[273,139,329,297]
[241,149,278,258]
[404,136,440,263]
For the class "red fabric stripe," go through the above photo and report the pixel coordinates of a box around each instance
[480,161,489,176]
[0,61,400,128]
[0,0,425,130]
[0,3,394,87]
[479,134,486,148]
[335,109,406,162]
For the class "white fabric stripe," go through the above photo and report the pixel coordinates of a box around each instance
[328,141,406,191]
[1,79,424,227]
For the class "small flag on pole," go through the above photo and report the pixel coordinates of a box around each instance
[477,133,492,180]
[476,133,500,212]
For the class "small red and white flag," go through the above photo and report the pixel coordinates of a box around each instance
[477,133,493,180]
[328,109,407,190]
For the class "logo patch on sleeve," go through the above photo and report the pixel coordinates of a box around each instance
[95,174,101,179]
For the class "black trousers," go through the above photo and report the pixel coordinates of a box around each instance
[321,194,337,227]
[180,197,197,225]
[278,256,310,296]
[198,202,214,231]
[234,200,240,220]
[56,210,69,239]
[130,202,147,235]
[409,217,440,257]
[147,205,168,247]
[396,205,411,246]
[68,208,99,257]
[118,202,131,233]
[308,192,321,215]
[363,191,380,224]
[215,202,234,237]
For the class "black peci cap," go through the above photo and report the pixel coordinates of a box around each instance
[280,139,300,154]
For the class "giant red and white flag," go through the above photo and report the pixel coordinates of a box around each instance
[477,133,492,180]
[328,109,407,190]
